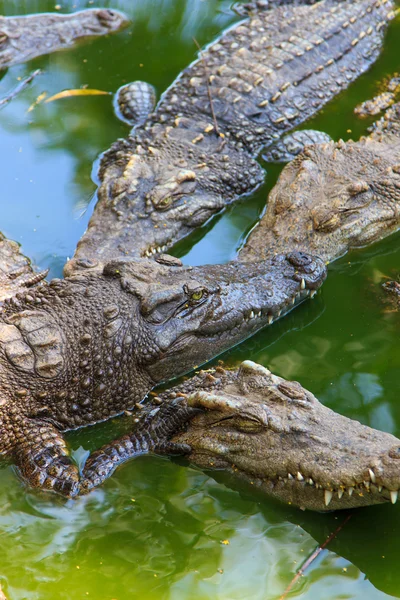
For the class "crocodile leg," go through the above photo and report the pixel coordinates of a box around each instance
[262,130,333,163]
[113,81,157,127]
[79,400,198,495]
[2,401,198,497]
[5,415,81,497]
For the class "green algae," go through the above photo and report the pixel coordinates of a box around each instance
[1,1,400,598]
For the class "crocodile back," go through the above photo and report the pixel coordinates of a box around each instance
[152,0,395,155]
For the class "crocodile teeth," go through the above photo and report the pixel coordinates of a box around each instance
[267,315,273,324]
[277,310,282,317]
[378,486,383,493]
[369,469,376,483]
[310,290,317,298]
[338,489,344,499]
[297,472,304,481]
[324,490,333,507]
[308,478,314,486]
[250,310,255,319]
[347,487,354,496]
[292,297,296,305]
[288,473,294,480]
[300,278,306,290]
[364,481,370,490]
[257,311,262,317]
[390,490,398,504]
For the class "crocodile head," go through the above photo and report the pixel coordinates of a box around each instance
[171,361,400,511]
[80,122,264,269]
[104,252,325,383]
[243,132,400,264]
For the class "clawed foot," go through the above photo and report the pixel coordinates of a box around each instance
[78,398,200,494]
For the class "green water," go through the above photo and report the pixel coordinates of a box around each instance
[1,0,400,598]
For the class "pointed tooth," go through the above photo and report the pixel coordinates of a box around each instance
[338,489,344,499]
[310,290,317,298]
[292,297,296,305]
[157,247,162,253]
[390,490,398,504]
[369,469,376,483]
[257,311,262,317]
[288,473,294,480]
[348,487,354,496]
[364,481,370,490]
[152,248,157,254]
[297,472,304,481]
[308,478,314,486]
[300,278,306,290]
[324,490,333,507]
[277,310,282,317]
[268,315,273,324]
[250,310,255,319]
[378,486,383,493]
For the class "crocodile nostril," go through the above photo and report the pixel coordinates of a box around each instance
[286,252,313,268]
[97,10,119,24]
[389,446,400,459]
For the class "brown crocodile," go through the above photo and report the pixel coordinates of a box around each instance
[0,234,325,495]
[0,0,397,499]
[240,100,400,264]
[160,361,400,512]
[82,359,400,511]
[0,9,128,70]
[65,0,396,274]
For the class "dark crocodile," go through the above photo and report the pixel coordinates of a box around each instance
[65,0,395,274]
[0,240,325,495]
[0,9,128,70]
[158,360,400,511]
[240,101,400,263]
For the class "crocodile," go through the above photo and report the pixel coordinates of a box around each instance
[0,0,396,499]
[0,9,128,70]
[65,0,395,274]
[155,360,400,512]
[240,100,400,263]
[0,234,325,495]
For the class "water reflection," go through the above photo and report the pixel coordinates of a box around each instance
[1,0,400,599]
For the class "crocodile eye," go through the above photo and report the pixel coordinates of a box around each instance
[183,285,208,304]
[191,290,204,301]
[157,197,173,210]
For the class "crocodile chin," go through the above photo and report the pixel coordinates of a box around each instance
[168,361,400,512]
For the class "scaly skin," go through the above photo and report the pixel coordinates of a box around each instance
[65,0,395,274]
[240,101,400,263]
[0,232,48,305]
[0,252,325,495]
[0,9,129,70]
[158,361,400,511]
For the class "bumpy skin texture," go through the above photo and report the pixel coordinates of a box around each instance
[0,9,129,70]
[163,361,400,511]
[0,252,326,495]
[240,101,400,263]
[0,232,48,305]
[65,0,394,274]
[354,75,400,117]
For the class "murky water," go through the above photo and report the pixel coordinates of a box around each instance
[1,0,400,598]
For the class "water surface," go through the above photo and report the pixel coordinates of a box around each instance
[1,1,400,598]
